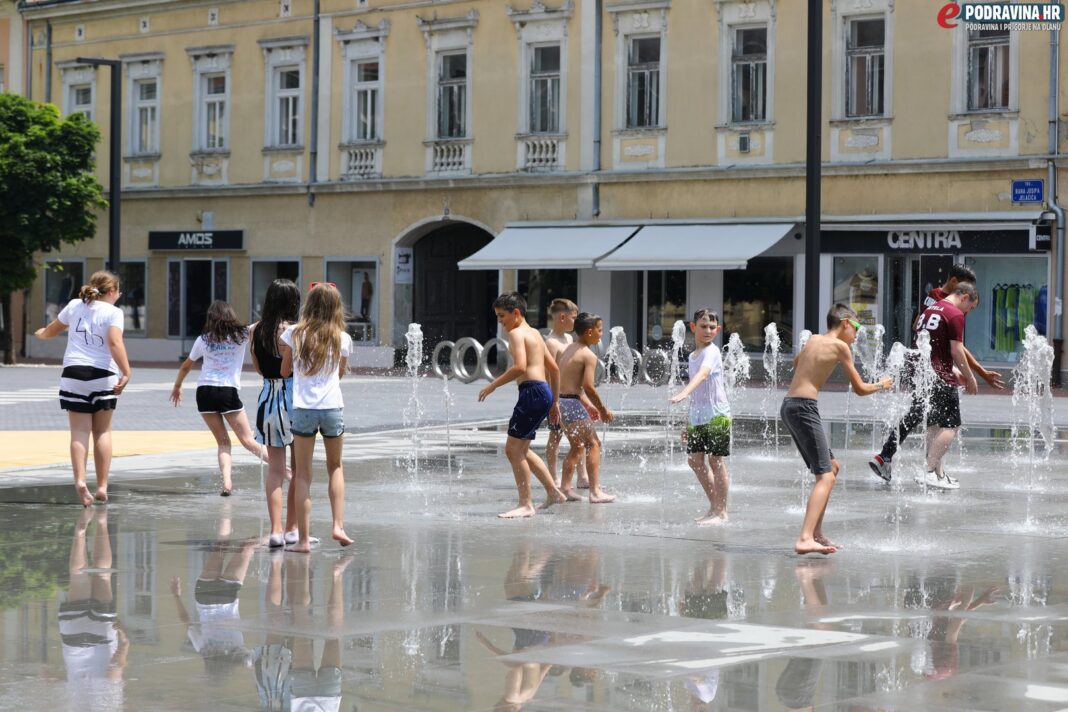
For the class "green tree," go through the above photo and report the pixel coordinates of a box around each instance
[0,93,105,363]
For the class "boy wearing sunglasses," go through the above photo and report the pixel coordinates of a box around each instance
[781,304,893,555]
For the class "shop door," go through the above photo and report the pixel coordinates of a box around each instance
[885,254,952,346]
[412,224,495,347]
[168,258,229,345]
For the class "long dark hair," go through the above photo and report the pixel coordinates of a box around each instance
[202,300,248,344]
[254,279,301,357]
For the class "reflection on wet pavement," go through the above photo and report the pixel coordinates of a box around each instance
[1,420,1067,710]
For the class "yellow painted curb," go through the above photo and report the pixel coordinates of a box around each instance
[0,431,222,469]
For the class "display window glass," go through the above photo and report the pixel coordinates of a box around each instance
[723,257,793,351]
[517,269,578,330]
[833,255,880,326]
[963,255,1048,363]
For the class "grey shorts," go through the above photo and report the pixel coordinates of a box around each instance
[559,395,591,426]
[291,407,344,438]
[780,397,835,475]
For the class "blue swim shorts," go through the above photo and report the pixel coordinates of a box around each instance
[508,380,553,440]
[559,395,591,426]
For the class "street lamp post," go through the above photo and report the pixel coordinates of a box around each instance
[75,57,121,273]
[804,0,822,334]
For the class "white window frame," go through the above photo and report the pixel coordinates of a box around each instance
[609,3,669,132]
[528,43,564,134]
[730,25,768,124]
[352,59,382,142]
[123,54,163,157]
[58,62,96,120]
[436,50,468,139]
[418,10,478,174]
[830,2,893,121]
[715,1,775,127]
[949,2,1019,115]
[510,3,570,171]
[844,18,885,118]
[967,28,1011,112]
[260,37,308,149]
[187,46,234,153]
[626,34,661,129]
[338,20,390,145]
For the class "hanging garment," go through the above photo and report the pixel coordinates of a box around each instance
[995,285,1007,353]
[1036,285,1049,336]
[1018,285,1034,341]
[1005,285,1020,351]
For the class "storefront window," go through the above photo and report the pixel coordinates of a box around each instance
[517,269,578,329]
[723,257,793,351]
[326,260,378,343]
[964,255,1048,363]
[43,261,84,325]
[251,260,300,321]
[833,256,879,326]
[645,270,686,348]
[117,262,147,334]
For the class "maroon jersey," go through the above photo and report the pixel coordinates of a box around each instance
[915,299,966,385]
[923,286,947,309]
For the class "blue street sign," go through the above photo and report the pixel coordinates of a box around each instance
[1012,179,1044,204]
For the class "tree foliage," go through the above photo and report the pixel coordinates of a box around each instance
[0,92,105,295]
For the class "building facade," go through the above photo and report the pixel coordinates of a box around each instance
[16,0,1067,368]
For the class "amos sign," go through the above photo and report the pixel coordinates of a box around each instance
[149,230,244,251]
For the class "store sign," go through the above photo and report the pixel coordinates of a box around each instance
[821,228,1035,254]
[394,247,414,285]
[1011,179,1044,204]
[148,230,244,251]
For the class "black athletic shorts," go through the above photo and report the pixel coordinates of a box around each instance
[928,379,962,429]
[780,397,835,475]
[196,385,244,414]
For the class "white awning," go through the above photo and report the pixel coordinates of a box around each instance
[457,226,639,271]
[593,223,796,270]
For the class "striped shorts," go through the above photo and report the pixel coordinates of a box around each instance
[255,377,294,447]
[59,365,118,413]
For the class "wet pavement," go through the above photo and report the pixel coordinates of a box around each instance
[1,413,1067,711]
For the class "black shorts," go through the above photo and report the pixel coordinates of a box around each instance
[196,385,243,414]
[195,577,242,605]
[928,379,962,429]
[780,397,835,475]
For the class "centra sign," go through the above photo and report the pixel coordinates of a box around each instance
[149,230,244,251]
[886,230,962,250]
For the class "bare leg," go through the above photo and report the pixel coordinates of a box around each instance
[545,428,563,485]
[559,443,583,501]
[926,426,959,475]
[323,434,353,546]
[501,437,543,518]
[689,453,716,520]
[709,456,729,520]
[68,412,94,506]
[224,410,269,464]
[285,446,298,534]
[264,446,287,538]
[577,445,590,489]
[578,424,614,504]
[796,471,837,555]
[201,413,233,494]
[289,434,316,553]
[90,410,114,502]
[527,449,567,509]
[813,459,841,549]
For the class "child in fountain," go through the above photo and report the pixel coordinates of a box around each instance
[782,304,892,555]
[556,313,616,503]
[479,292,569,518]
[543,298,591,489]
[669,309,731,525]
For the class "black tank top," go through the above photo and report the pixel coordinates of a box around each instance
[253,336,284,379]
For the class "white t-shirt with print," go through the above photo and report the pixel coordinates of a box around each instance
[57,299,125,372]
[189,336,248,389]
[687,344,731,426]
[280,327,351,409]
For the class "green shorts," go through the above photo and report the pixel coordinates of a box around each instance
[687,416,731,456]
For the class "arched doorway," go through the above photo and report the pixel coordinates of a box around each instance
[413,223,496,346]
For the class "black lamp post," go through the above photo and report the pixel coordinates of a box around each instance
[75,57,121,272]
[804,0,822,333]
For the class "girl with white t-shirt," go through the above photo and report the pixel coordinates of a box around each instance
[279,283,353,552]
[170,301,266,496]
[669,310,732,525]
[34,270,132,506]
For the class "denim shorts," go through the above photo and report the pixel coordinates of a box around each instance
[290,407,345,438]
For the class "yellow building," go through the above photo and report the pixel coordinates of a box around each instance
[15,0,1067,370]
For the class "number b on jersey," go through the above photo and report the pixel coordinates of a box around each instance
[921,313,942,332]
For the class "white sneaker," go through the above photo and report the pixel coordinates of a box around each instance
[924,471,959,490]
[914,472,927,485]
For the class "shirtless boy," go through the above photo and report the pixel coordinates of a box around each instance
[543,298,590,488]
[479,292,568,518]
[781,304,892,555]
[556,313,616,503]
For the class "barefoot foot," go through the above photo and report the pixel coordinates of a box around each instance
[74,481,93,507]
[814,534,840,550]
[93,487,108,504]
[795,538,837,555]
[498,505,536,519]
[332,527,354,547]
[538,491,567,509]
[589,490,616,504]
[561,488,583,502]
[577,477,590,489]
[695,509,716,522]
[696,514,728,526]
[286,542,313,554]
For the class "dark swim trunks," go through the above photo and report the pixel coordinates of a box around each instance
[508,380,553,440]
[780,396,835,475]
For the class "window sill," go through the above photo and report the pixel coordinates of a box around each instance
[339,140,385,149]
[715,122,774,131]
[189,149,231,158]
[515,132,568,141]
[829,116,893,127]
[262,145,305,154]
[423,137,474,145]
[123,153,161,162]
[949,110,1019,121]
[612,127,666,137]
